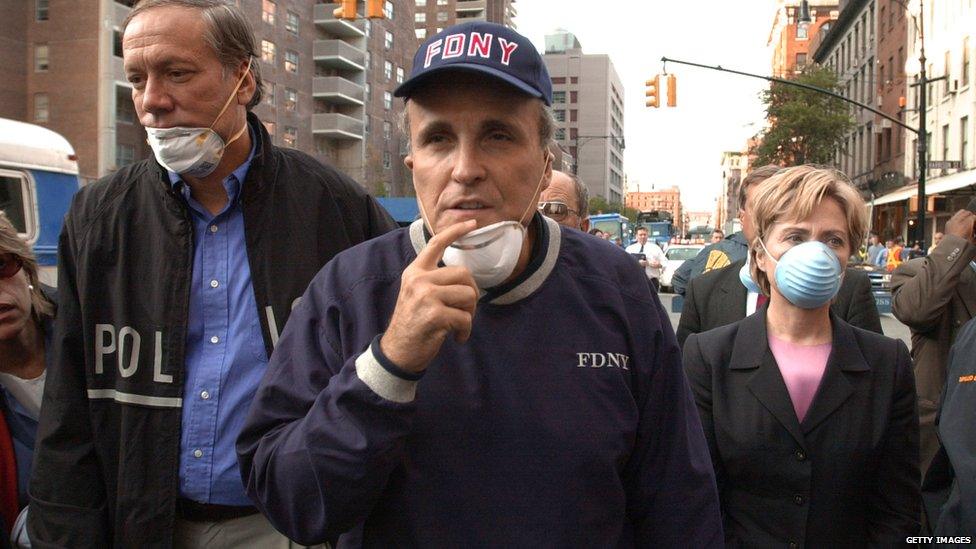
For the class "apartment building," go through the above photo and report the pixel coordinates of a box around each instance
[413,0,516,41]
[543,30,625,204]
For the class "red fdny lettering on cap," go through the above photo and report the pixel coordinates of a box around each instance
[424,32,518,68]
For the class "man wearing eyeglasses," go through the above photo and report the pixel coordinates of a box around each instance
[538,170,589,231]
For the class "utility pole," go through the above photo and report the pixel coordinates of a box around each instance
[915,1,928,249]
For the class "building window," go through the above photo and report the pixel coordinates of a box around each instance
[415,12,426,23]
[384,91,392,110]
[383,150,391,170]
[436,11,448,22]
[554,128,565,141]
[796,22,808,39]
[383,121,392,140]
[396,66,404,84]
[552,91,566,103]
[365,82,371,102]
[117,95,135,123]
[796,52,807,68]
[286,11,299,34]
[942,123,950,166]
[34,93,49,122]
[945,50,952,95]
[962,116,969,168]
[113,30,123,58]
[416,29,426,39]
[35,44,49,72]
[384,1,393,19]
[116,144,134,167]
[570,109,577,122]
[437,0,447,5]
[415,0,425,5]
[963,37,970,87]
[264,83,275,106]
[0,173,29,234]
[264,121,275,135]
[364,19,371,37]
[261,40,276,64]
[570,91,577,103]
[385,30,393,50]
[284,88,297,111]
[553,110,565,122]
[285,50,298,73]
[283,126,297,148]
[384,60,393,81]
[262,0,275,25]
[36,0,49,21]
[365,115,371,135]
[365,51,370,70]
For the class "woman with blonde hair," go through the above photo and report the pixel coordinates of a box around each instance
[683,165,920,546]
[0,211,55,545]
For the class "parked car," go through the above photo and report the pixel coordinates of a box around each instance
[848,256,893,314]
[660,243,704,293]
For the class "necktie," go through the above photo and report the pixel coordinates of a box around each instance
[639,243,645,253]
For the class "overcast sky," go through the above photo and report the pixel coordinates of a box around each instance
[514,0,780,211]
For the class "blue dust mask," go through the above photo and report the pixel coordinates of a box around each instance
[758,239,843,309]
[738,257,762,294]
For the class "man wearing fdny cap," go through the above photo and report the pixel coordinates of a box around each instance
[238,22,722,547]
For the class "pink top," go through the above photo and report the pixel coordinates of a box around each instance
[768,334,832,423]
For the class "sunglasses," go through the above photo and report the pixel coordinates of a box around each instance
[0,253,24,279]
[538,201,579,220]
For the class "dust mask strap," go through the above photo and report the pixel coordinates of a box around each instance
[210,58,252,147]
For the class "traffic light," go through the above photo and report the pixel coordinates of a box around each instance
[645,75,660,108]
[666,74,677,107]
[333,0,356,20]
[366,0,385,18]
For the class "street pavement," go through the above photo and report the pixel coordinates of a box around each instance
[657,292,912,346]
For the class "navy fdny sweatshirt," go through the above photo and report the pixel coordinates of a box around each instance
[238,214,722,547]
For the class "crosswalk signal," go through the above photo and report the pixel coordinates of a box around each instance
[366,0,385,18]
[666,74,677,107]
[333,0,356,20]
[645,75,660,108]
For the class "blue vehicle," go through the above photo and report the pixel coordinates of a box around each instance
[376,196,420,227]
[0,118,80,285]
[589,213,632,246]
[637,211,676,249]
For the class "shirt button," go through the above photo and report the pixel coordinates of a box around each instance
[210,279,219,288]
[200,390,210,400]
[210,336,219,344]
[794,494,805,506]
[794,449,806,461]
[210,225,218,233]
[193,449,203,458]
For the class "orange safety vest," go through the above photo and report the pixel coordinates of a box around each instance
[886,245,903,272]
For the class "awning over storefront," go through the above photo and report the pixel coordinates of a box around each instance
[870,169,976,206]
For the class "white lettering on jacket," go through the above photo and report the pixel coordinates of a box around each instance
[93,324,173,383]
[576,352,630,370]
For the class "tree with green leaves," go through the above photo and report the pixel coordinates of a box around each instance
[751,65,855,167]
[588,196,639,221]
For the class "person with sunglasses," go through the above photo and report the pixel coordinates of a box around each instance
[538,170,590,231]
[0,212,55,547]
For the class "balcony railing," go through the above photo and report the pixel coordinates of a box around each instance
[312,112,364,140]
[313,76,364,105]
[313,4,366,38]
[313,39,365,71]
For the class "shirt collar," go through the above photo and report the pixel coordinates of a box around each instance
[167,123,257,207]
[409,212,562,306]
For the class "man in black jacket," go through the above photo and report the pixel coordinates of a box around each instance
[27,1,395,547]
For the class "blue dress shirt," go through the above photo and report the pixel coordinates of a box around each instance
[168,131,267,505]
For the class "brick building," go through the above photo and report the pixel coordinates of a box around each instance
[625,186,682,230]
[0,0,419,195]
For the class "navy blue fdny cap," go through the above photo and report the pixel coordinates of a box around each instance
[394,21,552,106]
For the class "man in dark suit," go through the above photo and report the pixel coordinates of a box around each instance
[677,257,883,346]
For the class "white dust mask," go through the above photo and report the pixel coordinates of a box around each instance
[424,158,550,290]
[145,59,251,178]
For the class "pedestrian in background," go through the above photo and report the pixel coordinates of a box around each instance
[891,207,976,476]
[928,232,944,255]
[0,212,55,548]
[625,226,666,291]
[867,232,885,265]
[710,229,724,244]
[538,170,589,231]
[683,165,920,546]
[672,165,781,296]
